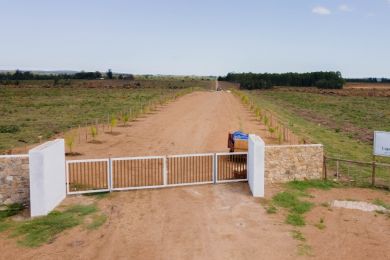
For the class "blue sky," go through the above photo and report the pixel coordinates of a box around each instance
[0,0,389,77]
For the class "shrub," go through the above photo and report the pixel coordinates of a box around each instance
[0,125,20,133]
[90,126,97,140]
[268,127,275,136]
[110,117,117,132]
[315,79,344,89]
[65,134,75,153]
[121,114,129,126]
[263,115,269,126]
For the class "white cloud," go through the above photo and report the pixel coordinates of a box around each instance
[312,6,331,15]
[339,4,352,12]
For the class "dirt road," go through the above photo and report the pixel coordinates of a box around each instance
[2,183,389,259]
[0,183,298,260]
[69,91,275,159]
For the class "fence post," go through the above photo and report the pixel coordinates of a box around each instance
[372,155,376,186]
[336,160,339,179]
[163,156,168,186]
[109,156,113,192]
[323,156,327,180]
[213,154,217,184]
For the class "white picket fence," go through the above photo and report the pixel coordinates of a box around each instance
[66,152,247,195]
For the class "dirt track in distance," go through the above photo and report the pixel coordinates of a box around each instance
[68,90,276,159]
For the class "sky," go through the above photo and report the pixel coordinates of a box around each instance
[0,0,389,77]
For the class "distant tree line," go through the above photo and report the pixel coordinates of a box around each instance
[346,78,390,83]
[0,69,134,81]
[218,71,345,89]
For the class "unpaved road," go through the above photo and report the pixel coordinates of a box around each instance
[68,91,275,159]
[1,183,389,259]
[0,183,298,260]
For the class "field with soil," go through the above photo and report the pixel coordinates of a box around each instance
[244,88,390,162]
[276,84,390,97]
[0,79,213,153]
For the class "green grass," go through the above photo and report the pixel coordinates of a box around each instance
[0,79,213,152]
[13,211,81,247]
[286,213,306,226]
[87,214,107,230]
[0,204,102,247]
[0,203,24,220]
[265,205,278,214]
[0,221,13,232]
[373,199,390,210]
[272,191,313,226]
[287,180,338,192]
[271,181,335,227]
[272,192,313,215]
[65,204,97,216]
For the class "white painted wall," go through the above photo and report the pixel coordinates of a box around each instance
[29,139,66,217]
[248,134,265,197]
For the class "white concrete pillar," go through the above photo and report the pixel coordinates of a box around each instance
[248,134,265,197]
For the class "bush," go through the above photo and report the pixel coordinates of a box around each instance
[0,125,20,133]
[315,79,344,89]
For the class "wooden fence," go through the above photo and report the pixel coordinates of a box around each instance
[324,156,390,189]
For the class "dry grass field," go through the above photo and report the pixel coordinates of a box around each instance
[0,79,213,153]
[243,86,390,162]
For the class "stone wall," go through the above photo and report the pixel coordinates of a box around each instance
[0,155,29,205]
[265,144,323,183]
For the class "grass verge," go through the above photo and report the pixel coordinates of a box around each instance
[271,180,338,227]
[0,203,24,220]
[0,203,106,247]
[373,198,390,210]
[287,180,338,192]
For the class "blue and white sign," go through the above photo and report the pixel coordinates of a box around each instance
[374,131,390,157]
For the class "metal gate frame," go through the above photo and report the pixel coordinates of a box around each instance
[66,152,247,195]
[110,156,166,191]
[66,158,110,195]
[166,153,215,187]
[215,152,248,183]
